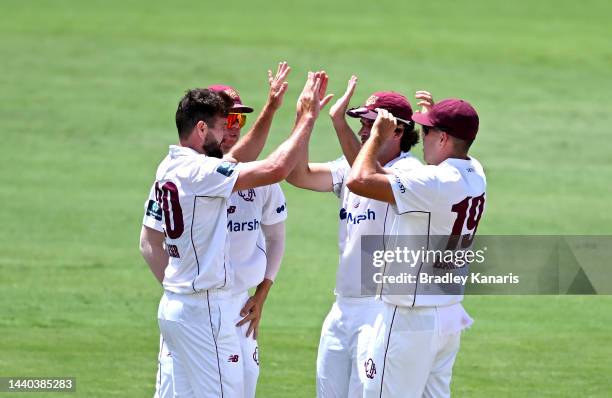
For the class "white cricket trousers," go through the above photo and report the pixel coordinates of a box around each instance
[363,302,470,398]
[157,290,244,398]
[316,296,384,398]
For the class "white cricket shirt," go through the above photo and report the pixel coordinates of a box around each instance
[227,184,287,294]
[383,156,487,307]
[143,145,241,294]
[328,152,423,297]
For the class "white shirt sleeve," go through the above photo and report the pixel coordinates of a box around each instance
[142,182,164,232]
[387,166,440,214]
[261,184,288,225]
[327,156,350,198]
[192,158,242,199]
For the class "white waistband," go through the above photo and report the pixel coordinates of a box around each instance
[165,289,232,301]
[335,295,383,305]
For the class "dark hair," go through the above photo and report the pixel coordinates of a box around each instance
[398,122,419,152]
[175,88,231,139]
[450,135,474,153]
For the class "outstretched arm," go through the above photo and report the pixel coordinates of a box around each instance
[233,71,333,192]
[347,109,398,204]
[227,62,291,162]
[329,75,362,165]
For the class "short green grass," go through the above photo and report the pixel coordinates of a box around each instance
[1,0,611,396]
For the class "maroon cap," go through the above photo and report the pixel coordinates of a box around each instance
[412,98,479,141]
[347,91,413,125]
[207,84,254,113]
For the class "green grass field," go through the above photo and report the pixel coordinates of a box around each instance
[1,0,611,396]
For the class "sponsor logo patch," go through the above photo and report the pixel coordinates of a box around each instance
[227,205,236,214]
[146,200,162,221]
[276,203,286,214]
[394,175,406,194]
[228,354,240,363]
[216,161,236,177]
[167,244,180,258]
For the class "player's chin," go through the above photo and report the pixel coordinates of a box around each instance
[221,137,237,150]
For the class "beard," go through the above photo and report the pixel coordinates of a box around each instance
[202,133,223,158]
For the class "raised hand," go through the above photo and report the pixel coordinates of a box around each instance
[329,75,357,120]
[372,108,397,139]
[415,90,435,114]
[296,71,331,120]
[267,62,291,110]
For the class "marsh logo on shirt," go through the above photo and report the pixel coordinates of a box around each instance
[238,189,256,202]
[340,208,376,224]
[394,175,406,194]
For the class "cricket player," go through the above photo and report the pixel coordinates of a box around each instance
[286,76,422,397]
[141,67,291,398]
[347,94,485,397]
[139,70,332,397]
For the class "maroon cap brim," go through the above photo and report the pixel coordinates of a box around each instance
[346,107,378,120]
[232,104,254,113]
[411,111,435,127]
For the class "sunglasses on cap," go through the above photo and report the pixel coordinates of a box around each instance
[226,113,246,129]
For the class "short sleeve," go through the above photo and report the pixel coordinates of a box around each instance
[192,158,242,199]
[387,166,440,214]
[261,184,288,225]
[327,156,350,198]
[142,182,164,232]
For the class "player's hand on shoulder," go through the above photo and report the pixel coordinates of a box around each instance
[267,61,291,111]
[415,90,435,114]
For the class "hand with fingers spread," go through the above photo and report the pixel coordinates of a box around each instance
[371,108,398,140]
[329,75,357,121]
[296,71,334,120]
[415,90,435,114]
[267,61,291,111]
[236,294,265,339]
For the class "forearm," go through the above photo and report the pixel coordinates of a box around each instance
[141,243,168,284]
[228,103,277,162]
[351,134,384,181]
[253,278,273,302]
[266,115,315,176]
[262,222,285,281]
[331,116,361,165]
[139,226,168,284]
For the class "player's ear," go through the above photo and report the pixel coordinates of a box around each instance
[195,120,207,140]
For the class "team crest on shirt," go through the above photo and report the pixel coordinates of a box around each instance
[364,358,377,379]
[365,95,378,107]
[238,189,256,202]
[353,198,360,208]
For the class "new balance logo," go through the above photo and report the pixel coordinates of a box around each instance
[228,354,239,363]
